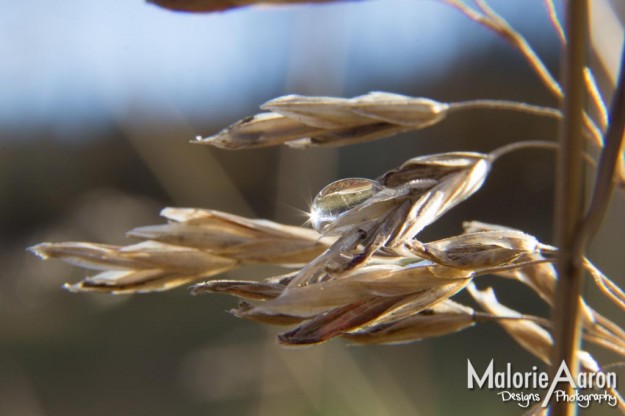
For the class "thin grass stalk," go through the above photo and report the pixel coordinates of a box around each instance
[583,68,609,130]
[446,99,561,118]
[443,0,561,96]
[544,0,609,131]
[544,0,566,45]
[575,43,625,248]
[550,0,588,415]
[582,334,625,359]
[444,0,604,148]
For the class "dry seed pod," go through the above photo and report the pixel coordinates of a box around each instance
[196,92,449,149]
[256,262,472,317]
[278,279,470,345]
[348,92,449,127]
[412,230,540,269]
[462,221,556,301]
[345,262,472,296]
[284,123,410,149]
[29,241,238,294]
[195,112,326,149]
[129,208,328,265]
[264,92,448,129]
[379,151,487,188]
[30,241,235,273]
[287,151,491,289]
[157,207,321,241]
[261,95,371,129]
[318,180,433,238]
[276,294,417,346]
[463,220,515,234]
[230,301,305,326]
[191,279,287,300]
[31,208,327,293]
[63,270,221,294]
[462,222,625,353]
[285,227,370,289]
[29,208,327,293]
[382,153,491,245]
[343,300,476,345]
[191,271,295,299]
[321,151,490,240]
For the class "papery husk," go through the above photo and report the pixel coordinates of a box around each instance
[30,241,238,294]
[30,241,236,273]
[412,230,540,269]
[196,92,449,149]
[230,301,305,326]
[343,299,476,345]
[65,269,232,294]
[129,208,328,265]
[259,263,472,318]
[191,279,287,300]
[277,279,471,345]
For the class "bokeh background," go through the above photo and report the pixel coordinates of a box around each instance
[1,0,624,415]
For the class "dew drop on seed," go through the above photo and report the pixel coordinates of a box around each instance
[310,178,383,233]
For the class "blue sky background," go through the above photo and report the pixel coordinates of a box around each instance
[0,0,556,137]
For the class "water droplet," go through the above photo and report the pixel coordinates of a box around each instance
[310,178,383,233]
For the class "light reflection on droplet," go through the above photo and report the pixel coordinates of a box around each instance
[310,178,383,233]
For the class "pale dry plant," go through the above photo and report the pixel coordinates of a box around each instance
[29,0,625,414]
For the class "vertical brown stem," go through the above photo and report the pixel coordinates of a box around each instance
[551,0,588,415]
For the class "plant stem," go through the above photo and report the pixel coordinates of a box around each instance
[443,0,604,149]
[550,0,587,415]
[447,99,561,118]
[574,43,625,249]
[488,140,558,160]
[543,0,609,131]
[544,0,566,45]
[584,68,609,130]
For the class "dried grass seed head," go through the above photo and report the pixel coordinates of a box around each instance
[195,92,449,149]
[253,262,473,318]
[412,229,541,269]
[343,299,477,345]
[29,241,238,294]
[286,151,492,290]
[29,208,330,294]
[129,207,329,265]
[276,278,472,346]
[263,92,449,128]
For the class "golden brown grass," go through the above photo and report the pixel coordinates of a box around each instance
[29,0,625,414]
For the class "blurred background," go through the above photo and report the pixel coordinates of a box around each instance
[1,0,623,414]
